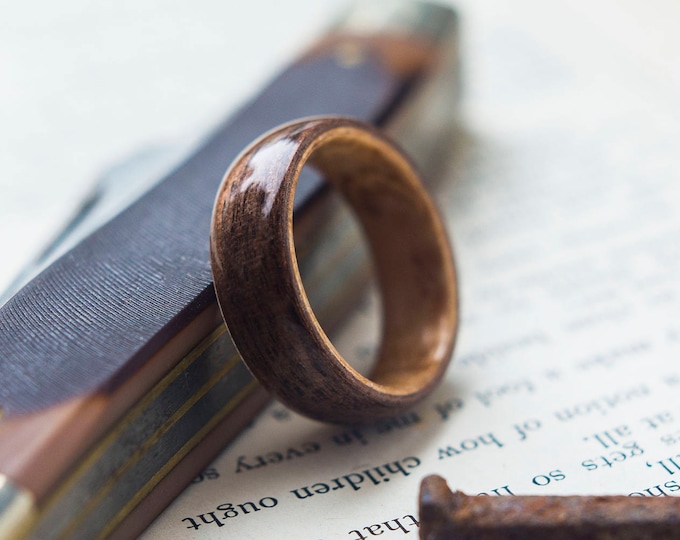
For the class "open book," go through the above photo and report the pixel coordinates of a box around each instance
[142,0,680,538]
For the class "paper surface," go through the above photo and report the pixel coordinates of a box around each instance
[141,0,680,538]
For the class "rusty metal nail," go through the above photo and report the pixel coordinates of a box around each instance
[419,475,680,539]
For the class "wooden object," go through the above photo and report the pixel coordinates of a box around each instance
[211,117,458,424]
[0,2,460,538]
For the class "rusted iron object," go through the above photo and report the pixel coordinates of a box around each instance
[419,475,680,539]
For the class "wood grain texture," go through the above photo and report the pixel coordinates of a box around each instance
[0,34,427,506]
[0,48,398,418]
[0,2,461,535]
[211,117,458,424]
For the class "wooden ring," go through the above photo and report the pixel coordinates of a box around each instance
[210,117,458,424]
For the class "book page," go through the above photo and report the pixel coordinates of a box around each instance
[142,0,680,537]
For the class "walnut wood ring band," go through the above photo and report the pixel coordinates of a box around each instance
[210,117,458,424]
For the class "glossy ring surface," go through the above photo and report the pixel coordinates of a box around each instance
[210,116,458,424]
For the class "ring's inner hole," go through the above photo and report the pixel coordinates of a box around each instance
[293,167,381,377]
[294,130,456,394]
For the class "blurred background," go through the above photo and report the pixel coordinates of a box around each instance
[0,0,336,290]
[3,0,680,293]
